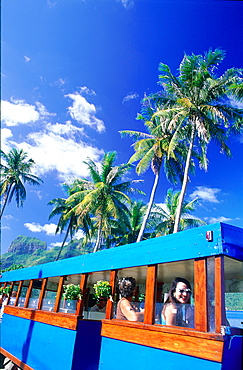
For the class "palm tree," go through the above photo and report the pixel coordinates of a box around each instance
[48,181,93,261]
[150,188,206,236]
[0,148,43,219]
[120,107,191,242]
[107,199,151,246]
[152,48,243,233]
[66,152,144,252]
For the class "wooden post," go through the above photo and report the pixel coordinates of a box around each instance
[24,280,34,308]
[38,278,47,311]
[144,265,157,325]
[106,270,118,320]
[76,274,88,316]
[54,276,64,313]
[194,258,208,332]
[215,256,226,333]
[14,281,23,307]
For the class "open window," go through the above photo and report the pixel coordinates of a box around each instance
[113,266,147,322]
[82,270,111,320]
[156,259,194,328]
[17,280,30,307]
[225,257,243,329]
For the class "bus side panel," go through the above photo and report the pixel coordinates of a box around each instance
[1,314,76,370]
[99,337,222,370]
[71,320,102,370]
[222,336,243,370]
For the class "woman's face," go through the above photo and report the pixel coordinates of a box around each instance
[174,282,191,304]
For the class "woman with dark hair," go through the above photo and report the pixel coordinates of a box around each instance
[162,277,194,327]
[116,277,144,321]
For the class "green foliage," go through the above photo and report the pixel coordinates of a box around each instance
[225,293,243,311]
[1,263,24,273]
[0,148,43,218]
[3,286,12,295]
[138,293,145,302]
[93,280,111,299]
[62,284,82,300]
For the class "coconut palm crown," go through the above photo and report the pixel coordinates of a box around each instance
[66,151,144,252]
[150,48,243,232]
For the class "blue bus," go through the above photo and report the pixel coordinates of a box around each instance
[0,222,242,370]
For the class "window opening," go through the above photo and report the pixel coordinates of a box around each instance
[114,266,147,322]
[157,260,194,328]
[225,257,243,329]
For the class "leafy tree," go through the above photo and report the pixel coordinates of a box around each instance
[0,148,43,218]
[120,106,191,242]
[48,182,92,261]
[106,199,151,246]
[150,188,206,236]
[66,152,144,252]
[152,48,243,232]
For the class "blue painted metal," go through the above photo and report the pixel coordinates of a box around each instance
[1,223,242,370]
[222,335,243,370]
[99,337,222,370]
[1,223,242,283]
[72,321,102,370]
[1,314,76,370]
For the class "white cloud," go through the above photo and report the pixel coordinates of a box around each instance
[24,222,57,235]
[24,56,30,63]
[1,99,55,127]
[30,190,43,199]
[74,229,85,240]
[119,0,135,9]
[1,99,40,127]
[122,92,139,104]
[18,126,104,181]
[46,121,85,138]
[1,128,13,153]
[50,241,66,248]
[207,216,232,224]
[190,186,220,203]
[66,91,105,132]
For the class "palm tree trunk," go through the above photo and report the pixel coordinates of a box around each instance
[55,220,72,261]
[136,167,160,243]
[93,221,102,253]
[173,123,196,233]
[0,185,12,219]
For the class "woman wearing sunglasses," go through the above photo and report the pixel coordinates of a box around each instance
[161,277,194,328]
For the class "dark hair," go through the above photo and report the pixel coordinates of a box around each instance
[165,277,192,304]
[118,277,136,298]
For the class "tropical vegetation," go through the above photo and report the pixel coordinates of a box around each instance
[2,48,243,258]
[150,188,206,236]
[0,148,43,219]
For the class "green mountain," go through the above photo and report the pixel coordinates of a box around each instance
[1,236,92,270]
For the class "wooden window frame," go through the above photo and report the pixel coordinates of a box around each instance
[194,258,208,332]
[54,276,64,313]
[144,265,157,325]
[215,255,226,332]
[14,280,23,307]
[24,280,34,308]
[37,278,48,311]
[76,273,88,316]
[106,270,118,320]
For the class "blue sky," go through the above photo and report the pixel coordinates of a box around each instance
[1,0,243,254]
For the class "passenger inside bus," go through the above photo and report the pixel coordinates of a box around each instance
[116,277,144,321]
[91,296,107,312]
[162,277,194,328]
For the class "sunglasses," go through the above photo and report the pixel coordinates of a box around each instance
[99,299,106,301]
[176,288,191,294]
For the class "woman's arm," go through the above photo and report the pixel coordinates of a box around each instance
[120,299,144,321]
[163,304,177,326]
